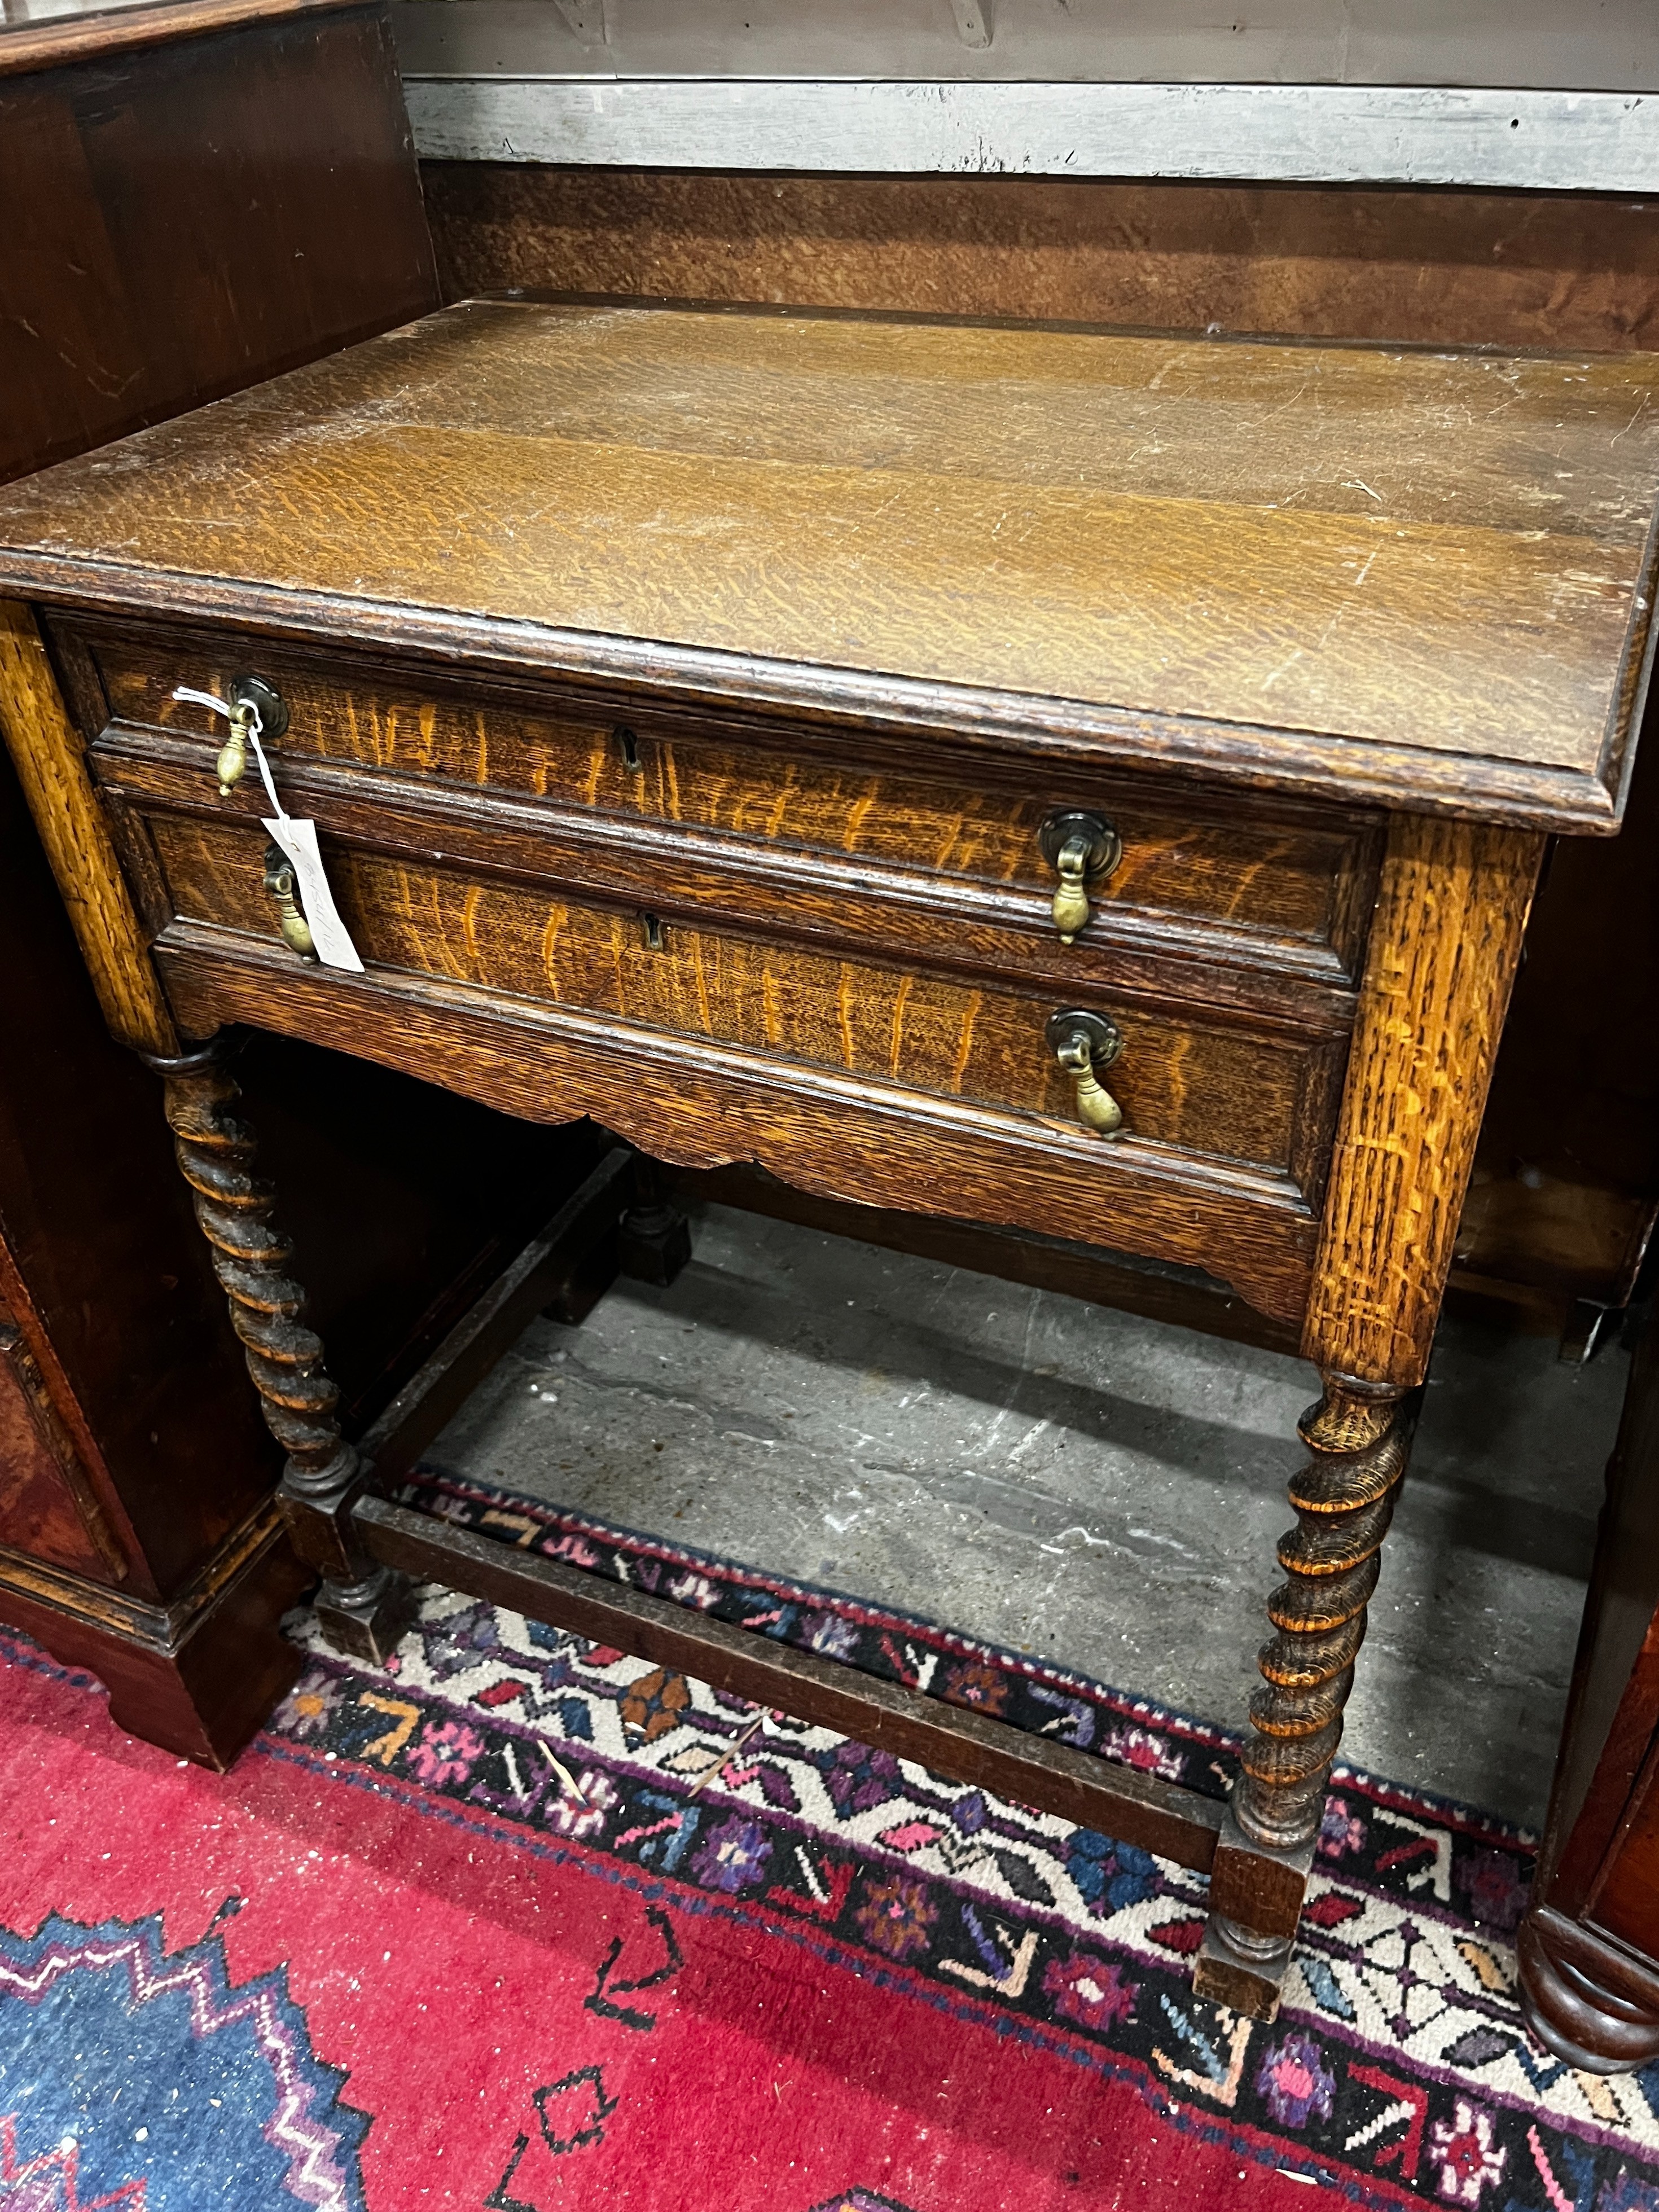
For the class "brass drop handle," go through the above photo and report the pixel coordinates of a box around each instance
[216,703,253,797]
[1037,810,1121,945]
[1046,1008,1124,1138]
[263,840,317,962]
[173,674,291,797]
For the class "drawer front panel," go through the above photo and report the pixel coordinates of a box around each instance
[94,633,1380,981]
[149,813,1338,1186]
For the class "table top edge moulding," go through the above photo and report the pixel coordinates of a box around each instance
[0,297,1656,834]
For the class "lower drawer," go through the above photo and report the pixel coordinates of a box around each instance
[148,814,1344,1195]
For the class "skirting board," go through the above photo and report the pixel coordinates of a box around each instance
[403,80,1659,193]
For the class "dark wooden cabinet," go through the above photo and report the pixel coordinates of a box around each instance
[0,0,437,482]
[1520,1300,1659,2072]
[0,0,611,1767]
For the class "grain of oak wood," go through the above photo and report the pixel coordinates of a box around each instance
[96,628,1378,977]
[92,721,1368,1032]
[150,923,1322,1327]
[1305,815,1546,1386]
[2,302,1658,828]
[0,602,177,1054]
[427,176,1659,1342]
[141,810,1334,1180]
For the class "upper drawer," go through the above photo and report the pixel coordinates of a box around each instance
[79,627,1383,998]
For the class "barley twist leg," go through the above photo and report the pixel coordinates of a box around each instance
[1195,1375,1410,2017]
[146,1038,415,1662]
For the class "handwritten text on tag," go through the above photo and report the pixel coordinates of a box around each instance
[261,817,365,973]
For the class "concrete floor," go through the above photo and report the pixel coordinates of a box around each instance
[427,1200,1630,1832]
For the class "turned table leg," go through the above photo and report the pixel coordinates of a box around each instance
[1196,1377,1410,2012]
[144,1039,415,1663]
[1195,815,1546,2019]
[616,1148,693,1287]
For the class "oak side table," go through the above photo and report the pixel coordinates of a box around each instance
[1,300,1654,2020]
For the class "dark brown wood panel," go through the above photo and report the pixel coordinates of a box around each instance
[1520,1294,1659,2071]
[0,3,436,486]
[422,168,1659,357]
[147,810,1336,1182]
[96,629,1379,979]
[0,1311,113,1582]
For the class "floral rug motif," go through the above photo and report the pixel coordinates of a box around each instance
[256,1464,1659,2209]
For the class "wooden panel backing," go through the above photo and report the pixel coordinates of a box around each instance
[357,1491,1228,1873]
[1304,817,1546,1386]
[146,810,1340,1186]
[0,0,374,77]
[1,302,1657,830]
[0,1,436,484]
[95,627,1379,982]
[422,168,1659,358]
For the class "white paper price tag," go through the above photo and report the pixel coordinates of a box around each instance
[171,683,366,975]
[260,814,365,973]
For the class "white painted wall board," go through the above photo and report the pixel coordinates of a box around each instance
[405,78,1659,193]
[392,0,1659,94]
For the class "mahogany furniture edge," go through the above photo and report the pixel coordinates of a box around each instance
[1518,1283,1659,2072]
[0,1502,309,1768]
[0,0,379,77]
[0,563,1630,839]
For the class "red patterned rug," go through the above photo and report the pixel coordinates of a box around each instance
[3,1465,1657,2211]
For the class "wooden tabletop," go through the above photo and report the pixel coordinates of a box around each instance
[2,298,1657,831]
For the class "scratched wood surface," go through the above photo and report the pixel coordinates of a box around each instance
[151,812,1335,1181]
[97,631,1377,972]
[4,301,1658,828]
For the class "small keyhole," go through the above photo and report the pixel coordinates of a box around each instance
[642,912,665,951]
[614,726,642,772]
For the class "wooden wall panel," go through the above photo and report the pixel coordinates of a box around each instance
[422,167,1659,354]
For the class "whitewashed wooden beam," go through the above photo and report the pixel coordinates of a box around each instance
[404,78,1659,193]
[546,0,607,49]
[947,0,993,52]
